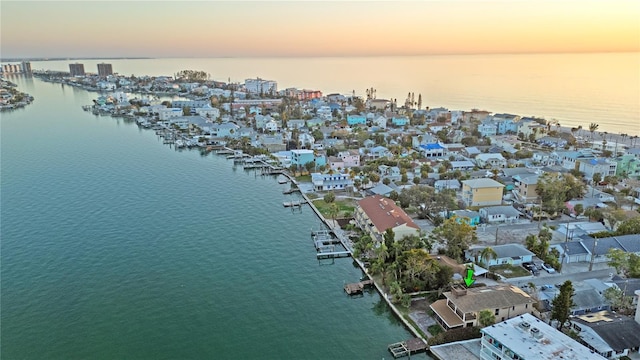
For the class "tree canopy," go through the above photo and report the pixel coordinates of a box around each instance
[430,217,478,261]
[551,280,575,330]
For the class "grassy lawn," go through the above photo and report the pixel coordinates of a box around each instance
[294,174,311,182]
[491,264,531,278]
[428,324,444,337]
[312,199,356,217]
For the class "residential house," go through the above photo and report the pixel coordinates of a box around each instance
[210,122,240,138]
[419,143,446,158]
[158,107,183,121]
[372,115,387,129]
[555,149,596,171]
[430,285,535,330]
[578,158,617,179]
[479,205,522,223]
[362,146,391,160]
[367,183,395,197]
[442,143,465,155]
[354,195,421,242]
[616,154,640,179]
[310,172,353,191]
[480,313,605,360]
[464,147,482,158]
[391,116,409,127]
[513,174,539,203]
[290,149,315,168]
[475,153,507,169]
[555,235,640,264]
[537,136,567,148]
[571,311,640,359]
[298,133,314,148]
[532,152,553,166]
[462,178,505,207]
[448,210,481,226]
[287,119,306,129]
[337,150,360,168]
[468,244,534,267]
[478,122,498,137]
[347,114,366,126]
[379,165,401,180]
[450,160,476,171]
[434,179,461,192]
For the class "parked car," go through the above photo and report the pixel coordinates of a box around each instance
[541,263,556,273]
[531,268,540,276]
[522,262,537,271]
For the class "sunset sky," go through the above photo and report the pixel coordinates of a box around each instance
[2,1,639,58]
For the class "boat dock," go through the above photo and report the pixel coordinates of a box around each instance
[343,279,374,295]
[283,200,307,208]
[387,338,428,358]
[282,187,300,194]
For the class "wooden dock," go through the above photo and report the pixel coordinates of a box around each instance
[282,187,300,194]
[283,200,307,208]
[387,338,428,358]
[343,279,374,295]
[317,251,351,260]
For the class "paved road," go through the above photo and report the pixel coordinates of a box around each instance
[504,267,614,288]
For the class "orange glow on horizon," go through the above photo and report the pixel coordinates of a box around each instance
[1,1,638,58]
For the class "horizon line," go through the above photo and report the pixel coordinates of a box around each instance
[3,50,639,62]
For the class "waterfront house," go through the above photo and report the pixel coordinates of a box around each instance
[480,313,606,360]
[467,244,534,267]
[311,172,353,191]
[211,122,240,138]
[354,195,420,242]
[159,107,183,121]
[430,285,535,330]
[290,149,325,168]
[461,178,505,207]
[479,205,522,223]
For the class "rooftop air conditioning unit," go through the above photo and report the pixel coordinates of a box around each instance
[519,321,531,330]
[531,327,543,339]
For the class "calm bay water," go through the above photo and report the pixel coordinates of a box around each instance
[1,77,413,359]
[29,52,640,135]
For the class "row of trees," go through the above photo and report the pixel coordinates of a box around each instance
[536,173,586,215]
[524,228,562,270]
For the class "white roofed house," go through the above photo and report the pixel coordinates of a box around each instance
[434,179,461,192]
[480,313,606,360]
[265,119,280,132]
[467,244,534,267]
[372,115,387,129]
[475,153,507,169]
[479,205,522,223]
[297,133,314,149]
[336,150,360,168]
[211,122,240,138]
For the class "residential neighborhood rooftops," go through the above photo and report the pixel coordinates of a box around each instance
[574,312,640,353]
[479,205,521,217]
[476,244,534,260]
[462,178,504,188]
[482,313,605,360]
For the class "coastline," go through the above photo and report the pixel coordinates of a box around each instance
[281,170,428,345]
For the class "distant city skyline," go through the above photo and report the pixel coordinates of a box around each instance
[2,1,639,58]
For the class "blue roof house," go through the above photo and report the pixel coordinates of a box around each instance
[419,143,445,158]
[347,115,366,125]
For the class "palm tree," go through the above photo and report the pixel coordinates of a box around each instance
[589,123,599,143]
[479,247,498,267]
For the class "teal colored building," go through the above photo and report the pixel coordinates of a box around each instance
[449,210,481,226]
[291,149,326,168]
[347,115,366,125]
[391,117,409,126]
[616,154,640,179]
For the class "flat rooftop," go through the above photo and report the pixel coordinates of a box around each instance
[481,313,605,360]
[430,339,481,360]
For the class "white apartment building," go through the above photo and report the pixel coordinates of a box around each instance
[480,313,605,360]
[244,78,277,95]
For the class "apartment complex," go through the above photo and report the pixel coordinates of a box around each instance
[480,313,605,360]
[97,63,113,77]
[69,63,85,77]
[461,178,505,207]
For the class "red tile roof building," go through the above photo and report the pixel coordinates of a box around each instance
[355,195,420,242]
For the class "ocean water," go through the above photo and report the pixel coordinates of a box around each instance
[1,76,413,359]
[28,52,640,135]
